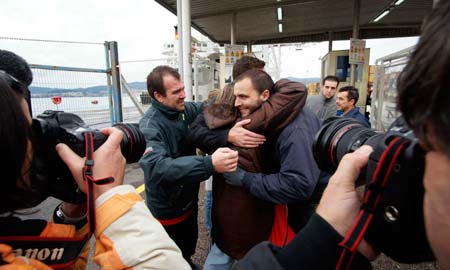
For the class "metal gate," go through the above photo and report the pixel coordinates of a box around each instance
[371,46,415,131]
[0,37,141,127]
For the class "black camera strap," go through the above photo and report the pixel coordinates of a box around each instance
[82,131,115,237]
[336,136,410,270]
[0,131,114,269]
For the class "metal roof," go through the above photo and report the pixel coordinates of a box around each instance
[155,0,433,45]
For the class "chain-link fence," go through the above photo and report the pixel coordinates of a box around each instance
[0,37,144,127]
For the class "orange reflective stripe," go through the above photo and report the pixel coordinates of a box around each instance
[39,223,76,238]
[95,193,143,236]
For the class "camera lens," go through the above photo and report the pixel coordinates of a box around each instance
[313,117,382,173]
[113,123,146,163]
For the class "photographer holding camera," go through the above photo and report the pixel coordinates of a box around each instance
[0,50,190,269]
[233,1,450,270]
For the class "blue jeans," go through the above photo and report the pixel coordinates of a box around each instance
[203,244,235,270]
[205,190,213,234]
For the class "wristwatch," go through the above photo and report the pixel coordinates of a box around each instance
[53,203,88,227]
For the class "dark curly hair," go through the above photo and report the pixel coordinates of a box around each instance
[397,0,450,158]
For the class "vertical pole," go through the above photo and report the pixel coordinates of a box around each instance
[350,0,360,86]
[182,0,192,101]
[328,31,333,52]
[104,41,115,124]
[247,41,252,53]
[194,59,199,101]
[219,55,226,90]
[177,0,184,77]
[109,41,123,123]
[231,12,237,45]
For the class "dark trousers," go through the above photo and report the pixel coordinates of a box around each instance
[163,208,198,264]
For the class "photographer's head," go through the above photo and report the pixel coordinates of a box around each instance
[397,2,450,158]
[0,70,34,213]
[397,0,450,266]
[0,49,33,114]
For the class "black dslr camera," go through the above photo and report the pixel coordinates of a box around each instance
[29,110,146,205]
[313,117,434,263]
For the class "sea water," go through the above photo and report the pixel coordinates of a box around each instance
[31,96,144,128]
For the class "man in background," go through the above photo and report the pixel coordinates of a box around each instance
[336,86,370,127]
[306,75,339,122]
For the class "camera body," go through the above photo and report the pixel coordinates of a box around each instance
[313,117,434,263]
[30,110,145,204]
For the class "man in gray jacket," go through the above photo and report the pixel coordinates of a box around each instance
[306,75,340,122]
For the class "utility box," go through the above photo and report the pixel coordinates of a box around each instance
[321,49,371,111]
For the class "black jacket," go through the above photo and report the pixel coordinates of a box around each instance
[233,213,372,270]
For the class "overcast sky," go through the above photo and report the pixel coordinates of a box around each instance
[0,0,419,82]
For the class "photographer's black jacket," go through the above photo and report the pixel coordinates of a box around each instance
[233,213,372,270]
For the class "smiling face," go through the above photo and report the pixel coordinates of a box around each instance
[233,77,269,117]
[155,75,186,111]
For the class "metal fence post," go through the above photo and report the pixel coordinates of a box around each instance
[108,41,123,123]
[104,41,115,124]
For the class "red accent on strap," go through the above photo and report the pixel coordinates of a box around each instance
[49,259,77,269]
[156,209,194,226]
[268,204,296,247]
[336,137,408,270]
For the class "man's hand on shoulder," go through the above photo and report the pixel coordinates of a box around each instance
[227,119,266,148]
[211,147,238,173]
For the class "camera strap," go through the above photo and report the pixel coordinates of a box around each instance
[336,136,410,270]
[0,131,116,269]
[82,131,115,237]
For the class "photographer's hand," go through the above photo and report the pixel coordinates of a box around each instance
[56,127,126,199]
[316,145,378,260]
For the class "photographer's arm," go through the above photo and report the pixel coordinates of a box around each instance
[233,146,377,270]
[56,127,191,270]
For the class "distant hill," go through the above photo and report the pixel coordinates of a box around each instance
[30,81,147,97]
[126,81,147,90]
[286,77,320,84]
